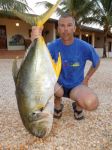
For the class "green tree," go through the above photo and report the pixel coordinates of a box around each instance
[37,0,112,57]
[60,0,96,26]
[82,0,112,57]
[36,0,95,26]
[94,0,112,57]
[0,0,31,17]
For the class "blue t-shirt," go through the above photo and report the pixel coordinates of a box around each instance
[47,38,100,88]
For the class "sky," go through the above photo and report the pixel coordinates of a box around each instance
[26,0,103,29]
[26,0,59,19]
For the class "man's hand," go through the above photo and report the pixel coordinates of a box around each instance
[82,78,89,86]
[82,61,100,87]
[31,26,43,42]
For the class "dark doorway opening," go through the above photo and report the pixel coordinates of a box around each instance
[0,25,7,49]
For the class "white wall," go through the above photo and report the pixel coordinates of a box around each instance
[96,48,103,57]
[95,33,104,48]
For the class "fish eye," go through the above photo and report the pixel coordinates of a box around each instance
[32,112,36,115]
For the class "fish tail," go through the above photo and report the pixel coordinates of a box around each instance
[37,0,61,27]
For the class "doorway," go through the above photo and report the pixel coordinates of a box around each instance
[82,34,92,44]
[0,25,7,49]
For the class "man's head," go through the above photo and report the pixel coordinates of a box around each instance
[58,14,76,44]
[58,14,76,26]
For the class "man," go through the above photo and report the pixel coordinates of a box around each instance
[31,14,100,120]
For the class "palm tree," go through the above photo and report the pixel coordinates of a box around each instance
[37,0,112,57]
[36,0,95,26]
[0,0,31,17]
[81,0,112,57]
[36,0,96,42]
[94,0,112,57]
[63,0,97,26]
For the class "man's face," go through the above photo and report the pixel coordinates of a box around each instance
[58,17,76,41]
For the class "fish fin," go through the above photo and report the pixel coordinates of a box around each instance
[36,104,44,110]
[55,53,62,78]
[32,104,44,112]
[12,57,19,83]
[50,53,62,79]
[37,0,61,27]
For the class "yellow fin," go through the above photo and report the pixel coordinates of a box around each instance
[37,0,61,27]
[49,53,62,79]
[36,104,44,110]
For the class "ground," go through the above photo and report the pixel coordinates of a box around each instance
[0,58,112,150]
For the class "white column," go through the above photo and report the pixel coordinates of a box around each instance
[92,33,95,47]
[52,23,56,40]
[110,42,112,52]
[79,33,82,39]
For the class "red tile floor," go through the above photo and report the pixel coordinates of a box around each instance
[0,50,25,59]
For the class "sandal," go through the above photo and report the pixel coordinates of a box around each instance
[54,104,64,119]
[72,102,84,120]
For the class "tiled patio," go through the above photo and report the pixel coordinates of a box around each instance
[0,58,112,149]
[0,50,25,59]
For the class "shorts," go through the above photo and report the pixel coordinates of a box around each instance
[63,87,72,98]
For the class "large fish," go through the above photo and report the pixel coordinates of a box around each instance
[12,0,61,138]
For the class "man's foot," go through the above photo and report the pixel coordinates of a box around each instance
[54,104,64,119]
[72,102,84,120]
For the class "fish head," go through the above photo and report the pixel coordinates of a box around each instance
[16,88,54,138]
[28,110,53,138]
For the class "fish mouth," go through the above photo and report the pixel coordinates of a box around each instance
[30,122,47,138]
[28,112,52,138]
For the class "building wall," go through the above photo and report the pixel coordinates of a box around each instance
[95,33,104,48]
[0,18,55,50]
[0,18,31,50]
[75,30,105,57]
[44,22,55,43]
[0,17,112,57]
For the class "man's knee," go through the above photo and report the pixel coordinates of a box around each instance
[79,94,99,111]
[54,83,64,98]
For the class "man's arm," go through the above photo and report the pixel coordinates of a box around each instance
[83,61,100,86]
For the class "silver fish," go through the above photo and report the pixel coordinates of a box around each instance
[12,0,61,138]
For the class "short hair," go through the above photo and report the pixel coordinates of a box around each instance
[58,13,75,26]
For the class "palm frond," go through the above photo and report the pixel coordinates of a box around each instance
[81,16,103,25]
[0,10,15,18]
[11,10,38,25]
[0,0,31,12]
[9,0,61,27]
[35,1,52,9]
[75,1,95,18]
[93,0,106,16]
[34,0,112,33]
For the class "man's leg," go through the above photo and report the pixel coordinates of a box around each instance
[70,85,99,120]
[69,85,99,119]
[54,83,64,118]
